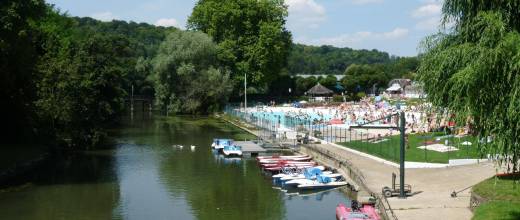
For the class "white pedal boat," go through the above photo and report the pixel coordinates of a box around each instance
[280,172,342,182]
[211,139,233,150]
[222,145,242,157]
[272,166,325,179]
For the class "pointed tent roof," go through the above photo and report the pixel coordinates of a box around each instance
[306,83,334,95]
[386,83,402,92]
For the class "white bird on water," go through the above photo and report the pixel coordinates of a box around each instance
[179,145,184,149]
[190,145,196,151]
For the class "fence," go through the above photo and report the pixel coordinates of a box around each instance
[225,107,287,146]
[225,106,482,164]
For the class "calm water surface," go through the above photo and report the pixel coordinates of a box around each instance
[0,115,352,220]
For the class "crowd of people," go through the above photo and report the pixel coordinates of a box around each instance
[248,97,465,136]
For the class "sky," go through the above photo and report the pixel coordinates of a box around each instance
[46,0,445,57]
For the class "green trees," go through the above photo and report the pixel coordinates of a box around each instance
[287,44,392,75]
[153,31,233,115]
[294,76,317,95]
[71,17,177,97]
[36,11,133,148]
[319,75,338,90]
[418,0,520,172]
[341,64,389,94]
[188,0,292,87]
[0,0,46,142]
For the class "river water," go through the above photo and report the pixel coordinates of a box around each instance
[0,115,352,220]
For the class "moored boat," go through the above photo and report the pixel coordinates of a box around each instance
[336,202,380,220]
[257,156,312,164]
[260,161,317,168]
[296,175,348,189]
[272,166,326,179]
[211,139,233,150]
[263,164,317,172]
[256,155,312,161]
[222,145,242,157]
[280,172,342,182]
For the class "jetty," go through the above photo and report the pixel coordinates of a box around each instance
[234,141,267,156]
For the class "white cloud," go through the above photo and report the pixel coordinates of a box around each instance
[90,11,117,22]
[411,1,443,31]
[411,3,441,18]
[415,17,440,30]
[350,0,384,5]
[285,0,326,29]
[383,28,409,38]
[298,27,409,48]
[155,18,182,28]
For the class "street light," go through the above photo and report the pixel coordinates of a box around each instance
[244,73,247,112]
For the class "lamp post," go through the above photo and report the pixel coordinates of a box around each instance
[289,88,292,103]
[244,73,247,112]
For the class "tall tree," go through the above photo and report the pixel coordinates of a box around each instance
[418,0,520,172]
[187,0,292,88]
[152,31,233,114]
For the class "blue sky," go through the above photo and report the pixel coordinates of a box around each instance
[46,0,444,57]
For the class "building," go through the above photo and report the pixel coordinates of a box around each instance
[384,79,425,99]
[306,83,334,102]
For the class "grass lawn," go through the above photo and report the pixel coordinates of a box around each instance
[339,132,482,163]
[472,175,520,220]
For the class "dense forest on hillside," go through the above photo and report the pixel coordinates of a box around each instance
[71,17,176,97]
[287,44,393,75]
[286,44,419,97]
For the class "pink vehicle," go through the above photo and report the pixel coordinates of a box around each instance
[336,202,380,220]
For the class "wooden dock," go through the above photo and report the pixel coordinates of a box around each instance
[234,141,267,156]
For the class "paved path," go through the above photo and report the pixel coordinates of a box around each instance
[318,143,500,220]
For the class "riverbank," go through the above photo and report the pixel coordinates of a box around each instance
[222,112,503,220]
[0,144,50,187]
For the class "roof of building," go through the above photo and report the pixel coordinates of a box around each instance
[306,83,334,95]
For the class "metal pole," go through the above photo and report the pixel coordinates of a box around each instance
[399,111,406,198]
[131,85,134,112]
[244,73,247,111]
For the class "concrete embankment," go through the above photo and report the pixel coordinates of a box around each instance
[299,144,397,220]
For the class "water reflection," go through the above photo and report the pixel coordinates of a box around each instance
[0,153,120,220]
[0,116,352,220]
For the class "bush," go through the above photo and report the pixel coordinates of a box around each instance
[333,95,344,102]
[299,96,310,101]
[356,92,366,99]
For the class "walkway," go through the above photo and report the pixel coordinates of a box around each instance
[318,143,499,220]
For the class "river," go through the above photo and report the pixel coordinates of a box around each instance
[0,115,352,220]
